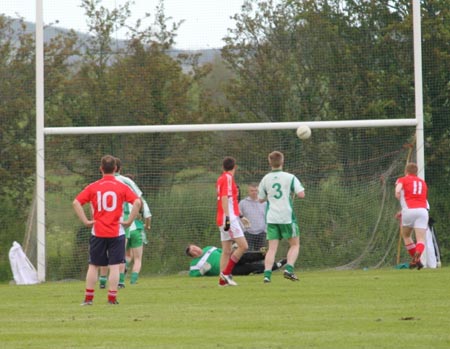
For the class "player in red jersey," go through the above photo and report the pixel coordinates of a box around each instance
[395,162,429,270]
[216,156,249,286]
[73,155,141,304]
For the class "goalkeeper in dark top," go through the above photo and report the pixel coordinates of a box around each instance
[186,244,286,277]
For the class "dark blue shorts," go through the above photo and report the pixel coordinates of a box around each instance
[89,235,126,266]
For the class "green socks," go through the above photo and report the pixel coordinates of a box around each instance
[130,272,139,284]
[285,264,294,273]
[99,275,107,287]
[263,270,272,280]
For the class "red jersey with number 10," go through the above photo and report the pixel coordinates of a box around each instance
[75,175,139,238]
[396,174,428,209]
[216,172,240,226]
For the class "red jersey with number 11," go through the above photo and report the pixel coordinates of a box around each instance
[216,172,240,226]
[75,175,139,238]
[396,174,428,209]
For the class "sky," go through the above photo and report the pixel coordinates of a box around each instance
[1,0,247,49]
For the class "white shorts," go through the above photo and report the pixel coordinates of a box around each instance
[219,216,244,242]
[401,208,428,229]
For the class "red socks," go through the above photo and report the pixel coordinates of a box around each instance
[406,242,424,258]
[222,254,239,275]
[84,289,94,302]
[405,243,416,257]
[415,242,425,256]
[108,290,117,303]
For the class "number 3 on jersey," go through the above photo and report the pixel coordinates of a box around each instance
[272,183,283,199]
[97,191,118,212]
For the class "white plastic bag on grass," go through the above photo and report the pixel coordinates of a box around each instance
[9,241,39,285]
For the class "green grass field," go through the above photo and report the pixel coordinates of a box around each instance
[1,267,449,348]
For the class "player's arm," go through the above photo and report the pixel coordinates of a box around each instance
[221,195,231,231]
[144,216,151,231]
[395,183,403,200]
[221,195,230,216]
[293,177,305,199]
[142,198,151,217]
[72,199,94,227]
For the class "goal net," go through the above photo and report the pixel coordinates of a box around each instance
[25,125,416,280]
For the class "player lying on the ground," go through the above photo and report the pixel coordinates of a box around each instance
[185,244,286,277]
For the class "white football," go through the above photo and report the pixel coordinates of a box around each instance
[296,125,311,140]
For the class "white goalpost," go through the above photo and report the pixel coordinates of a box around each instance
[34,0,425,282]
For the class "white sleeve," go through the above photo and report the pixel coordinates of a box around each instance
[142,198,152,218]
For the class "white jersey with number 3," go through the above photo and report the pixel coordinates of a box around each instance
[258,170,304,224]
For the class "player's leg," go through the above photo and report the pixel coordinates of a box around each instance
[412,227,426,269]
[413,208,428,255]
[118,238,129,288]
[221,235,248,275]
[220,219,247,285]
[98,265,108,289]
[282,223,300,281]
[263,237,279,283]
[127,229,143,284]
[219,239,233,286]
[401,226,414,245]
[222,237,247,278]
[284,236,300,280]
[82,264,99,305]
[410,208,429,269]
[107,235,126,304]
[401,209,417,257]
[401,225,416,257]
[86,265,99,289]
[108,264,120,292]
[232,235,248,260]
[82,236,107,305]
[130,246,143,284]
[286,236,300,267]
[220,240,233,271]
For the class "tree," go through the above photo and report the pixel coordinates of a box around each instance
[221,0,415,175]
[0,16,35,207]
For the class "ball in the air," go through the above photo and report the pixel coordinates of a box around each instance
[296,125,311,140]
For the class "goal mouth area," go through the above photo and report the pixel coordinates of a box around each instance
[27,124,418,280]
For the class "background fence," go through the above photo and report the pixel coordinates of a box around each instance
[1,0,449,281]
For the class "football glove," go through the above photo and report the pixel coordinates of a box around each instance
[224,216,231,231]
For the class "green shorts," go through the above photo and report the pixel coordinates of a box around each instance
[126,229,144,249]
[266,223,300,240]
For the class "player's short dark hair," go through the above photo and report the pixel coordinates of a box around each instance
[268,151,284,168]
[223,156,236,171]
[405,162,418,175]
[101,155,116,174]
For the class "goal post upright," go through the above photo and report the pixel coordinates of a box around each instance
[35,0,46,282]
[413,0,425,179]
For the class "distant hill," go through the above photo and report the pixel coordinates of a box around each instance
[10,18,220,66]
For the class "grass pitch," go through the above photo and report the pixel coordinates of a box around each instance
[1,267,449,348]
